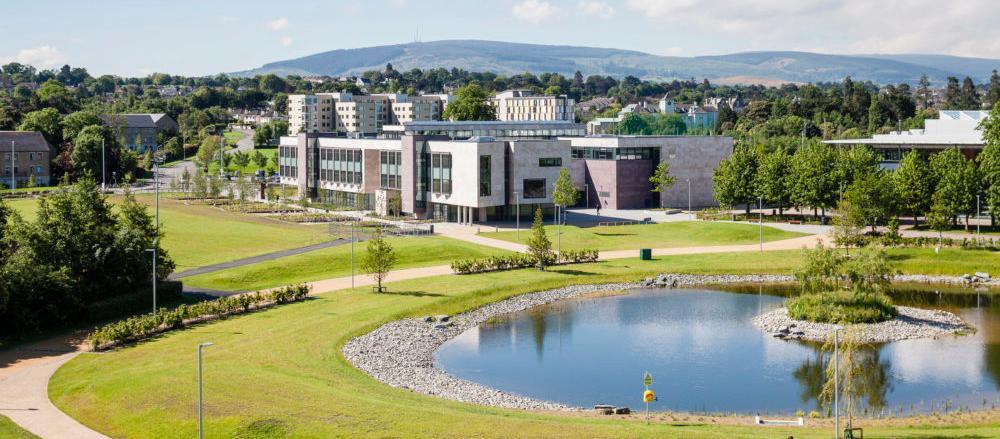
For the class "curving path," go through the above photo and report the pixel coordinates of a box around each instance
[0,231,826,438]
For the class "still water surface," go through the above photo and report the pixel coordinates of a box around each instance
[435,286,1000,414]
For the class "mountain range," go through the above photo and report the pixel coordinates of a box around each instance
[230,40,1000,86]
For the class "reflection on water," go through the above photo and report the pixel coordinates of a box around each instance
[434,287,1000,414]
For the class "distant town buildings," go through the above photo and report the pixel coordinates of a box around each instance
[823,110,990,168]
[232,109,288,126]
[492,90,575,122]
[99,113,178,153]
[0,131,56,187]
[586,95,740,135]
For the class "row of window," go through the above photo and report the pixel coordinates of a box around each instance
[319,148,363,185]
[3,166,44,174]
[430,152,452,194]
[570,147,658,161]
[3,152,44,161]
[380,151,402,190]
[278,146,297,178]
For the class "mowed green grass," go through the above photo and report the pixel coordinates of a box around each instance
[183,235,513,291]
[0,415,38,438]
[49,248,1000,438]
[482,221,806,251]
[6,196,332,271]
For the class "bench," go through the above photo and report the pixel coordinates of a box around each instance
[788,220,802,225]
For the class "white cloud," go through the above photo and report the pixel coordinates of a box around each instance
[578,1,615,18]
[279,36,294,47]
[512,0,557,24]
[624,0,1000,58]
[267,17,289,31]
[1,46,67,68]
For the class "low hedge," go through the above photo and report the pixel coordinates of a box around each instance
[786,291,897,324]
[86,281,183,323]
[452,249,599,275]
[89,284,311,350]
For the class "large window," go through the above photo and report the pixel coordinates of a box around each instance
[279,146,297,177]
[570,147,657,161]
[538,157,562,167]
[479,155,491,196]
[431,152,452,194]
[523,179,546,199]
[380,150,402,189]
[320,148,362,185]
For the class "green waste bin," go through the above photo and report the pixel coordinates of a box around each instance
[640,248,652,260]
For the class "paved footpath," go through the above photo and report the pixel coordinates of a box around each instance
[0,232,826,438]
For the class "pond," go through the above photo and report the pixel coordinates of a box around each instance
[434,285,1000,415]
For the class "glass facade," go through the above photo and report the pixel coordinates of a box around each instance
[430,152,452,194]
[319,148,362,184]
[278,146,297,177]
[538,157,562,167]
[523,178,546,199]
[571,147,658,161]
[380,150,402,189]
[479,155,491,196]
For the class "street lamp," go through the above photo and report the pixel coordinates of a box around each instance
[10,140,15,192]
[351,221,356,289]
[758,197,763,252]
[514,190,520,241]
[198,342,214,439]
[976,194,981,238]
[685,178,691,214]
[145,248,157,313]
[833,326,841,439]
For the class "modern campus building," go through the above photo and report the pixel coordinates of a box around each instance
[823,110,989,168]
[278,120,732,223]
[288,93,446,136]
[492,90,575,122]
[0,131,56,187]
[99,113,178,153]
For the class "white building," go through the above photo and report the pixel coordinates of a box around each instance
[493,90,575,122]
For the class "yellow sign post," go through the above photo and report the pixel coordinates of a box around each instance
[643,372,654,425]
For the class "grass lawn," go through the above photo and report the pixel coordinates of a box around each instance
[49,248,1000,438]
[183,235,514,291]
[0,415,37,438]
[481,221,806,251]
[6,195,333,271]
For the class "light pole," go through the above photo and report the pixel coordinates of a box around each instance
[351,221,356,288]
[198,342,213,439]
[514,190,520,241]
[685,178,691,214]
[758,197,763,252]
[976,194,981,238]
[145,248,157,313]
[10,140,15,191]
[101,138,105,190]
[833,326,841,439]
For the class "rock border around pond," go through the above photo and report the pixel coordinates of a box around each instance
[342,274,792,411]
[752,306,971,343]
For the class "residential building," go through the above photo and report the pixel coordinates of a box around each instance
[288,93,447,136]
[0,131,56,187]
[279,120,732,223]
[493,90,575,122]
[822,110,989,168]
[576,97,613,119]
[100,113,178,152]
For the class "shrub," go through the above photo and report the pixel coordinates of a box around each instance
[452,249,599,274]
[559,249,599,263]
[86,281,183,322]
[88,284,311,350]
[786,290,897,324]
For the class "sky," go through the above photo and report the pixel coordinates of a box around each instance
[3,0,1000,77]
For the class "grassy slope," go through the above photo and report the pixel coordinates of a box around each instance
[0,415,38,438]
[50,249,1000,438]
[6,196,332,271]
[481,221,805,251]
[183,235,513,291]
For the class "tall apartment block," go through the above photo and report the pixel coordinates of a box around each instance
[492,90,575,122]
[288,93,446,136]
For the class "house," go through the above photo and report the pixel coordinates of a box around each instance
[0,131,56,187]
[100,113,178,153]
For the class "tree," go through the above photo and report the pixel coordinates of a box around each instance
[794,241,843,294]
[754,148,792,215]
[832,199,865,253]
[927,196,952,241]
[60,110,101,141]
[789,143,838,221]
[191,169,208,197]
[944,77,962,110]
[821,326,875,431]
[649,160,677,198]
[253,150,268,168]
[986,70,1000,109]
[442,83,495,121]
[930,148,976,227]
[361,225,396,292]
[552,168,578,210]
[713,145,759,218]
[525,208,553,270]
[618,113,650,135]
[17,108,63,146]
[844,245,894,297]
[959,76,981,109]
[253,124,273,147]
[893,149,933,227]
[196,135,221,169]
[842,170,893,233]
[70,125,106,177]
[36,79,78,113]
[916,74,933,109]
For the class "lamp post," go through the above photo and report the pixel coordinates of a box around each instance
[10,140,15,191]
[685,178,691,214]
[514,190,520,241]
[758,197,763,252]
[351,221,355,288]
[976,194,981,238]
[145,248,157,313]
[101,138,105,190]
[198,342,214,439]
[833,326,841,439]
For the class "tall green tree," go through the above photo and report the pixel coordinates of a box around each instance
[843,171,894,233]
[944,77,962,109]
[70,125,106,177]
[892,149,933,227]
[789,143,838,221]
[754,148,792,215]
[835,144,880,189]
[979,102,1000,227]
[552,168,579,209]
[649,161,677,194]
[525,208,553,270]
[361,226,397,292]
[986,70,1000,109]
[442,82,495,121]
[60,110,101,141]
[713,145,760,217]
[17,108,63,146]
[930,148,977,227]
[959,76,981,109]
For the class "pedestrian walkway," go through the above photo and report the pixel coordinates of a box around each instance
[170,238,351,279]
